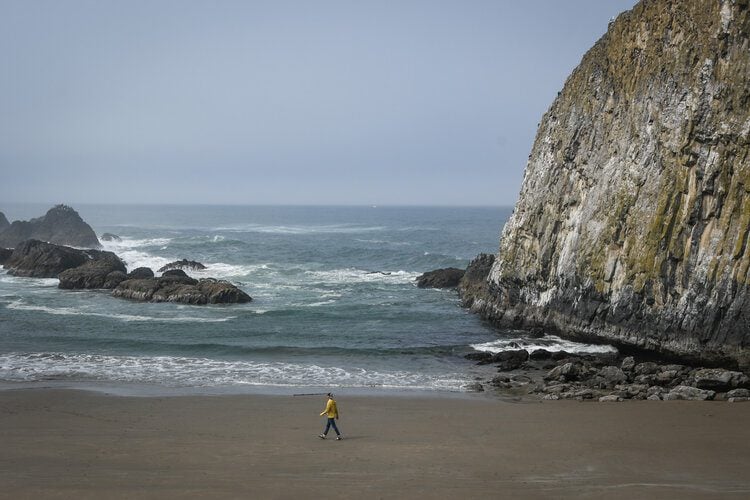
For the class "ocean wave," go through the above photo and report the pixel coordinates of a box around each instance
[212,224,386,235]
[470,335,617,355]
[0,272,59,288]
[304,268,420,284]
[0,352,473,391]
[5,301,237,323]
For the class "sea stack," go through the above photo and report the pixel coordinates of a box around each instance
[465,1,750,369]
[0,205,101,249]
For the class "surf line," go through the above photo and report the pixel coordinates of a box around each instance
[293,392,330,397]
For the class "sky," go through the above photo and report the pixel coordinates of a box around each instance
[0,0,637,206]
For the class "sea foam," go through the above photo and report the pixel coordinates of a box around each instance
[470,335,617,355]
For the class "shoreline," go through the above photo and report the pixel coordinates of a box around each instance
[1,388,749,499]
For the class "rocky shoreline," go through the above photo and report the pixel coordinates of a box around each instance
[464,348,750,402]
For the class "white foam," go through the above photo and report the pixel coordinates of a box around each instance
[304,268,420,285]
[0,272,59,288]
[470,335,617,355]
[0,352,472,391]
[5,301,236,323]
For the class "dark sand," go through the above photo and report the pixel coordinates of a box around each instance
[1,389,749,499]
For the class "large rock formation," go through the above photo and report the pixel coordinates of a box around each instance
[0,205,100,248]
[113,272,252,305]
[4,240,91,278]
[58,251,128,289]
[466,0,750,369]
[158,259,207,273]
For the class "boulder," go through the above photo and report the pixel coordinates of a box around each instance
[620,356,635,372]
[113,276,251,305]
[4,240,90,278]
[691,368,750,392]
[416,267,465,289]
[544,362,582,382]
[663,386,715,401]
[492,349,529,371]
[103,271,127,289]
[529,349,553,360]
[58,251,127,289]
[127,267,154,279]
[590,366,628,389]
[0,205,100,248]
[465,352,494,364]
[100,233,121,242]
[158,259,207,272]
[633,362,660,376]
[727,388,750,399]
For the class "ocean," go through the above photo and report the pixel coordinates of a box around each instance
[0,204,614,395]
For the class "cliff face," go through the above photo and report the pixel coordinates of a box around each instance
[473,0,750,368]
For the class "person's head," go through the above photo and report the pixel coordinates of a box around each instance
[327,392,333,399]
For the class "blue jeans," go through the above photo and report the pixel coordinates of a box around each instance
[323,418,340,436]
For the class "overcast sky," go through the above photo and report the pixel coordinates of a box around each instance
[1,0,637,206]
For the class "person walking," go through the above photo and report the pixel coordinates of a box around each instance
[318,393,342,440]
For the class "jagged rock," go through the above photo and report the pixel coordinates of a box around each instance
[0,205,100,248]
[465,1,750,369]
[599,395,622,402]
[58,252,127,289]
[647,394,661,401]
[727,388,750,399]
[127,267,154,279]
[100,233,121,242]
[416,267,465,289]
[544,362,582,382]
[663,386,715,401]
[458,253,495,307]
[4,240,90,278]
[113,276,251,305]
[620,356,635,372]
[0,212,9,232]
[0,248,12,265]
[691,368,750,392]
[158,259,207,273]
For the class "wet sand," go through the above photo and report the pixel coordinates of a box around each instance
[1,389,749,499]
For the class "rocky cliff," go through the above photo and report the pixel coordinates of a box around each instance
[0,205,100,249]
[0,212,9,233]
[468,0,750,369]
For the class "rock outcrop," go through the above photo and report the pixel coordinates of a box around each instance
[113,275,251,305]
[416,268,465,289]
[4,240,91,278]
[158,259,207,273]
[0,248,12,265]
[457,253,495,308]
[0,205,100,248]
[100,233,121,242]
[58,251,127,289]
[465,0,750,369]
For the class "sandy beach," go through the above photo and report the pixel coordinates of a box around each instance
[0,389,749,499]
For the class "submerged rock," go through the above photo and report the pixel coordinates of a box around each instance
[463,1,750,369]
[0,205,100,248]
[416,268,465,289]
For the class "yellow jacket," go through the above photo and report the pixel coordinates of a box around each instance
[320,398,338,418]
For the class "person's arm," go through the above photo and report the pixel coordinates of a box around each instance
[320,400,331,416]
